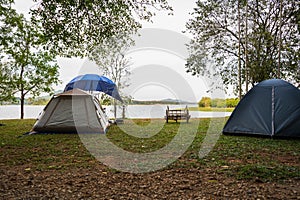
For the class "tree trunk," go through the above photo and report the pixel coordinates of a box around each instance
[113,99,117,120]
[245,0,249,92]
[19,61,25,119]
[122,105,126,119]
[20,93,24,119]
[277,0,282,78]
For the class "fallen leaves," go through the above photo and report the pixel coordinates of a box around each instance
[1,165,299,199]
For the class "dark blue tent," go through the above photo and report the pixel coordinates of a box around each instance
[223,79,300,138]
[64,74,123,102]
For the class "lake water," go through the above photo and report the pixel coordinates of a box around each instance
[0,105,231,120]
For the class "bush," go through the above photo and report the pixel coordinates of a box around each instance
[211,98,226,108]
[198,97,211,107]
[198,97,239,108]
[226,98,239,107]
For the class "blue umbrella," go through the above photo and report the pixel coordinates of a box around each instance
[64,74,123,102]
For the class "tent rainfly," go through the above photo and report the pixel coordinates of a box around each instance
[64,74,123,102]
[30,89,109,134]
[223,79,300,138]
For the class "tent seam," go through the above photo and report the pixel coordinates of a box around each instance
[271,86,275,137]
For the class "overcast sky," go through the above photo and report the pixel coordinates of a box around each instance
[12,0,218,102]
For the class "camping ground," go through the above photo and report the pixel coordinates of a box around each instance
[0,119,299,199]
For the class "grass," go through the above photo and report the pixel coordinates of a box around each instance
[188,107,235,112]
[0,118,299,182]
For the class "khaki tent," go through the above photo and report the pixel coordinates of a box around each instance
[30,89,109,134]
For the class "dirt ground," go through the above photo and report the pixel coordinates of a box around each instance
[1,164,299,200]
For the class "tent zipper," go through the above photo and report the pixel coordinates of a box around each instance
[271,86,275,137]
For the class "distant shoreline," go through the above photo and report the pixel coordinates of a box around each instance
[0,104,231,120]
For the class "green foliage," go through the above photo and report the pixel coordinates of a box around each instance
[26,97,49,105]
[198,97,211,107]
[225,98,239,107]
[0,3,60,118]
[100,95,113,106]
[31,0,172,57]
[0,64,15,102]
[198,97,239,108]
[186,0,300,93]
[211,98,226,108]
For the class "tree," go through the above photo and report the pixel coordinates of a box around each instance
[0,2,60,119]
[186,0,300,95]
[90,34,132,92]
[198,97,211,107]
[31,0,172,57]
[90,34,132,119]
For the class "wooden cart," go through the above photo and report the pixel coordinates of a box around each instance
[165,106,191,123]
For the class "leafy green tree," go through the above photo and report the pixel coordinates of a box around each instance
[198,97,211,107]
[0,2,60,119]
[186,0,300,95]
[31,0,172,57]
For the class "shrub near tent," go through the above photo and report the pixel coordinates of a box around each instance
[223,79,300,138]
